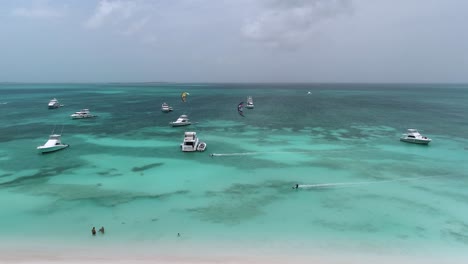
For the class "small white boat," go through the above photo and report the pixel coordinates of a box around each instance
[161,102,173,112]
[246,96,254,109]
[197,141,207,152]
[180,132,206,152]
[400,129,431,145]
[37,134,69,153]
[70,109,96,119]
[48,98,60,109]
[170,115,191,127]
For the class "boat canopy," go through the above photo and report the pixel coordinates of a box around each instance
[49,134,61,139]
[184,132,196,137]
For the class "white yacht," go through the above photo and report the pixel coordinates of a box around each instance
[180,132,206,152]
[170,115,191,127]
[181,132,199,152]
[246,96,254,109]
[37,134,69,153]
[400,129,431,145]
[48,98,60,109]
[71,109,96,119]
[161,102,173,112]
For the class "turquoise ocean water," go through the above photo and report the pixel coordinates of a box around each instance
[0,83,467,259]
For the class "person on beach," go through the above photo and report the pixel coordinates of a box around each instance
[99,226,105,234]
[92,227,96,236]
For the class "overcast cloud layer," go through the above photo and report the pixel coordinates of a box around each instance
[0,0,467,83]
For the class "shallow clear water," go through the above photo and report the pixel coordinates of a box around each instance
[0,83,467,256]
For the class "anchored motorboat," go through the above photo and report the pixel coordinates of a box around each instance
[71,109,97,119]
[161,102,173,112]
[48,98,61,109]
[400,129,431,145]
[170,115,191,127]
[181,132,199,152]
[37,134,69,153]
[246,96,254,109]
[180,132,206,152]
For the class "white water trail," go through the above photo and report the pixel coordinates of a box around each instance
[210,151,315,157]
[211,152,260,157]
[297,176,438,189]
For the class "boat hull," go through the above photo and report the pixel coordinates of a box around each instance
[181,144,197,152]
[171,122,191,127]
[161,105,173,112]
[400,138,431,145]
[37,145,69,153]
[71,115,96,119]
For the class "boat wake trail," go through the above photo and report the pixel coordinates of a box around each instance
[211,152,259,157]
[210,151,313,157]
[297,176,438,189]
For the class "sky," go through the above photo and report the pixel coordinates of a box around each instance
[0,0,467,83]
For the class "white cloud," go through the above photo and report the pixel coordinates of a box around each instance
[121,17,150,36]
[85,0,160,45]
[84,0,138,29]
[11,6,65,19]
[242,0,353,48]
[141,34,158,45]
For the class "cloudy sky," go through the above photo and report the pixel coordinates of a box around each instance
[0,0,467,83]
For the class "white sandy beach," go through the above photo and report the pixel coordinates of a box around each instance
[1,239,467,264]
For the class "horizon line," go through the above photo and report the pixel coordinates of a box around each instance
[1,81,467,85]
